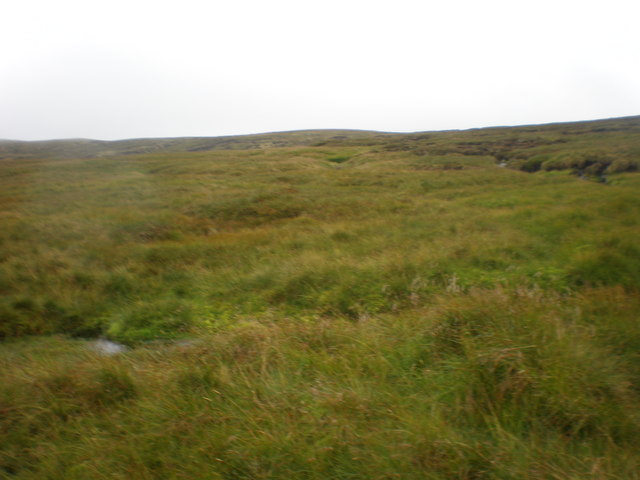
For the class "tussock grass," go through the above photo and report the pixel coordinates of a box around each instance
[2,288,639,478]
[1,116,640,477]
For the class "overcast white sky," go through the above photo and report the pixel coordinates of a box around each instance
[1,0,639,140]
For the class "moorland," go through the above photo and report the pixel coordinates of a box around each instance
[1,115,640,479]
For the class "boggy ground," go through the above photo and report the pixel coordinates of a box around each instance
[1,116,640,478]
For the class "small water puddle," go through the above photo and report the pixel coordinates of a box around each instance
[89,339,129,356]
[87,338,202,356]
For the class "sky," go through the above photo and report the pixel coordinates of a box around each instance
[1,0,639,141]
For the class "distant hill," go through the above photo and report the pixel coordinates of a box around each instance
[1,116,639,175]
[0,130,393,160]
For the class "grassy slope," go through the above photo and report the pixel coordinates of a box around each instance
[1,116,640,478]
[0,130,391,160]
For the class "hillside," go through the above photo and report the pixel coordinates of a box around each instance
[1,115,640,479]
[0,130,391,159]
[2,115,639,165]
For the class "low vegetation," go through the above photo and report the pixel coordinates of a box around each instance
[1,116,639,478]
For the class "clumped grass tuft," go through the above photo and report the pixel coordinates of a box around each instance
[2,290,640,479]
